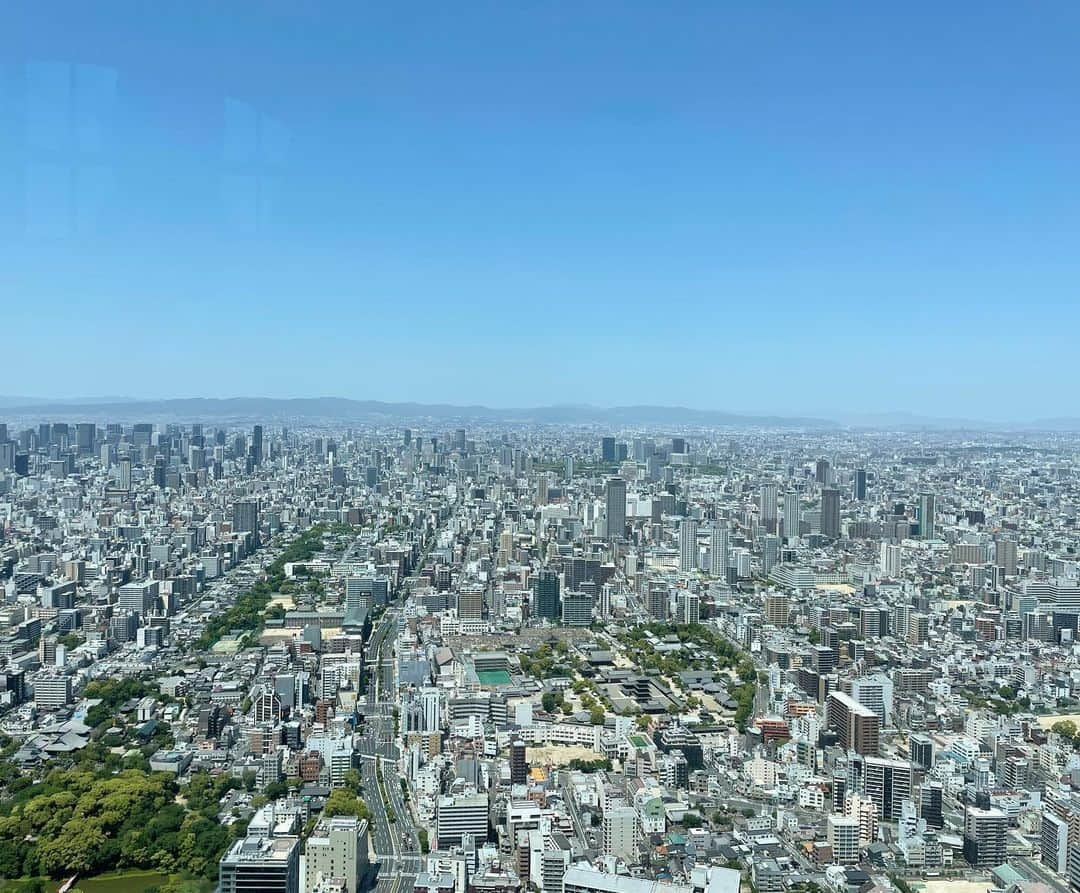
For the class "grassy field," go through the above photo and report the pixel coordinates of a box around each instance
[0,871,210,893]
[76,872,172,893]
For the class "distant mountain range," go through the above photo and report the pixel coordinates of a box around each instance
[0,396,833,427]
[0,396,1077,431]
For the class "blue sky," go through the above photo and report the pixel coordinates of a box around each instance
[1,3,1078,420]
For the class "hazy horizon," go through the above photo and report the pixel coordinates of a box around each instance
[0,392,1076,427]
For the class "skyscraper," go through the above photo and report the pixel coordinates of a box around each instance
[117,456,132,491]
[759,483,778,533]
[532,569,561,621]
[606,477,626,541]
[918,492,936,539]
[762,534,780,576]
[710,524,729,577]
[854,468,867,501]
[815,458,831,485]
[233,500,260,546]
[783,490,800,541]
[600,437,616,462]
[821,487,841,539]
[251,424,264,465]
[679,519,698,572]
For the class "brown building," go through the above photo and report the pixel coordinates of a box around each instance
[827,691,880,755]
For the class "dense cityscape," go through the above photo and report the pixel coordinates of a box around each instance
[0,415,1078,893]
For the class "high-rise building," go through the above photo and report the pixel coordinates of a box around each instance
[918,492,936,540]
[251,424,264,465]
[854,468,867,501]
[119,580,160,617]
[75,422,96,453]
[457,586,484,620]
[117,456,132,491]
[233,500,260,545]
[510,739,528,785]
[219,835,299,893]
[532,569,561,622]
[863,756,913,820]
[996,538,1018,576]
[821,487,841,539]
[710,524,729,577]
[420,687,443,732]
[679,519,698,572]
[963,806,1006,868]
[435,793,489,849]
[762,534,780,576]
[826,691,879,755]
[561,592,593,626]
[33,675,73,709]
[920,782,944,829]
[304,817,368,893]
[827,815,860,865]
[602,805,637,859]
[764,592,790,626]
[606,478,626,541]
[1042,810,1069,875]
[600,437,616,462]
[783,490,800,541]
[646,582,669,621]
[678,591,700,624]
[815,458,831,484]
[880,543,903,578]
[759,483,778,533]
[910,734,933,770]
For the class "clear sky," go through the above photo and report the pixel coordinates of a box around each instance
[2,3,1078,420]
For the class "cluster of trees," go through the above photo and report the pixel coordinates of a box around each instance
[565,758,612,773]
[1051,719,1080,746]
[0,768,240,881]
[83,677,154,728]
[196,524,328,650]
[323,787,372,821]
[519,639,581,680]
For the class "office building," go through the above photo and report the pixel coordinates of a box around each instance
[759,483,778,532]
[821,488,841,539]
[863,756,913,820]
[304,817,368,893]
[233,499,260,544]
[435,793,489,849]
[219,835,299,893]
[606,478,627,541]
[532,570,560,622]
[602,805,637,859]
[963,806,1006,868]
[33,675,72,709]
[1042,811,1069,875]
[679,519,698,572]
[827,814,860,865]
[710,524,729,576]
[783,491,800,541]
[854,468,867,501]
[918,492,936,540]
[826,691,879,755]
